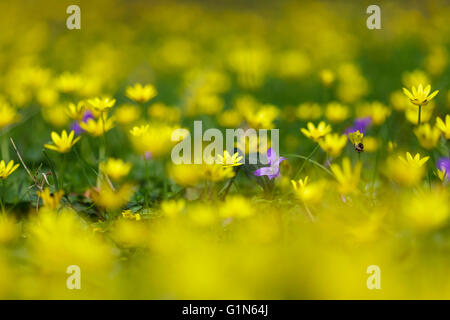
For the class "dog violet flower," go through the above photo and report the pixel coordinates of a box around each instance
[254,148,286,180]
[437,157,450,181]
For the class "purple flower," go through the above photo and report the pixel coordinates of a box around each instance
[70,110,95,135]
[253,148,287,180]
[144,151,152,160]
[345,116,372,135]
[437,157,450,181]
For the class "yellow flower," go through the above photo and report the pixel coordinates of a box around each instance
[405,103,434,124]
[436,115,450,139]
[318,133,347,157]
[56,72,84,94]
[319,69,335,87]
[301,121,332,142]
[330,158,362,195]
[398,152,429,168]
[122,210,141,221]
[414,124,441,149]
[437,169,448,182]
[217,109,242,127]
[37,188,64,210]
[215,151,243,167]
[169,164,204,187]
[402,84,439,106]
[202,161,235,182]
[390,90,410,111]
[243,104,279,129]
[87,97,116,113]
[66,101,86,120]
[80,117,115,137]
[384,156,424,187]
[296,102,322,120]
[89,183,135,210]
[325,102,349,123]
[291,176,324,204]
[0,102,20,129]
[0,160,20,179]
[44,130,81,153]
[357,101,391,125]
[219,195,254,219]
[126,83,157,103]
[148,103,181,123]
[100,158,132,181]
[161,199,186,218]
[348,130,364,145]
[363,137,378,152]
[114,104,141,125]
[402,190,449,232]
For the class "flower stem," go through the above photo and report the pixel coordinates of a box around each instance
[294,144,320,179]
[221,166,241,200]
[1,179,5,213]
[60,153,67,191]
[418,105,422,125]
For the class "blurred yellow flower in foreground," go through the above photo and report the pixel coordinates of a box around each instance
[37,188,64,210]
[122,209,141,221]
[301,121,332,142]
[402,190,449,232]
[44,130,80,153]
[220,195,254,219]
[0,160,20,180]
[414,124,441,149]
[384,156,424,187]
[161,199,186,218]
[318,133,347,157]
[100,158,132,181]
[80,117,115,137]
[330,158,361,195]
[291,176,325,204]
[169,164,203,187]
[319,69,335,87]
[0,215,19,244]
[403,84,438,106]
[126,83,157,103]
[398,152,429,168]
[436,115,450,139]
[0,102,20,129]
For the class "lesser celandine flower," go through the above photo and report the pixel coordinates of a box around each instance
[217,109,242,127]
[414,123,441,149]
[66,101,86,120]
[56,72,84,94]
[44,130,80,153]
[243,104,279,129]
[402,190,449,232]
[37,188,64,210]
[398,152,429,168]
[325,102,349,123]
[203,161,235,182]
[296,102,322,120]
[100,158,132,181]
[318,133,347,157]
[291,176,324,204]
[114,104,141,125]
[89,182,135,210]
[169,164,204,187]
[126,83,157,103]
[362,137,378,152]
[219,195,254,219]
[348,130,364,153]
[87,97,116,113]
[330,158,362,195]
[319,69,335,87]
[80,117,115,137]
[215,151,243,167]
[0,160,20,179]
[148,103,181,123]
[301,121,331,142]
[384,156,424,187]
[403,84,438,124]
[357,101,391,125]
[436,115,450,139]
[0,102,20,129]
[161,199,186,218]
